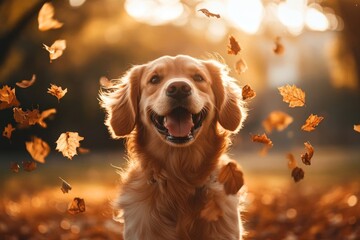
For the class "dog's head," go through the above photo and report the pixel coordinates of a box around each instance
[100,55,247,147]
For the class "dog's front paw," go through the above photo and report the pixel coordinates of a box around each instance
[218,161,244,195]
[200,198,223,222]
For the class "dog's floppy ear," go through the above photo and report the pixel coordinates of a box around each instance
[204,60,247,133]
[99,65,143,138]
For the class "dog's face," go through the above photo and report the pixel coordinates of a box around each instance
[100,55,246,147]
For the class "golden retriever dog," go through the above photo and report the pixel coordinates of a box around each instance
[100,55,247,240]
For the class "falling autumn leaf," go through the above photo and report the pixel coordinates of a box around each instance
[198,8,220,18]
[78,147,90,154]
[262,111,293,133]
[2,123,15,140]
[38,108,57,128]
[0,85,20,110]
[273,36,285,55]
[99,76,113,88]
[25,136,50,163]
[218,162,244,195]
[242,84,256,100]
[22,160,37,172]
[16,74,36,88]
[301,114,324,132]
[68,197,86,214]
[38,2,63,31]
[13,107,56,128]
[354,124,360,133]
[251,133,273,147]
[11,162,20,173]
[227,35,241,55]
[43,40,66,62]
[291,167,304,183]
[47,84,67,101]
[235,58,248,75]
[287,153,297,170]
[278,84,306,108]
[59,177,72,194]
[301,142,314,165]
[56,132,84,160]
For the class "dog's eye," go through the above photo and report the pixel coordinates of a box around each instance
[149,75,161,84]
[193,74,204,82]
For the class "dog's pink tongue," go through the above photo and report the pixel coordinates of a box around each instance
[164,109,194,137]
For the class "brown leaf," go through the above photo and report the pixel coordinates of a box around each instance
[291,167,304,183]
[198,8,220,18]
[99,76,113,88]
[287,153,297,170]
[47,84,67,101]
[68,197,86,214]
[242,84,256,100]
[301,114,324,132]
[59,177,72,194]
[2,123,15,140]
[218,162,244,195]
[227,35,241,55]
[251,133,273,147]
[278,84,305,108]
[38,108,56,128]
[13,107,55,128]
[262,111,293,133]
[273,37,285,55]
[235,58,248,75]
[22,160,37,172]
[11,162,20,173]
[200,198,223,221]
[16,74,36,88]
[38,2,63,31]
[0,85,20,110]
[353,124,360,133]
[56,132,84,160]
[25,136,50,163]
[43,40,66,62]
[301,142,314,165]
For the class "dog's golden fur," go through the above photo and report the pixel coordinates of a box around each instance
[100,55,247,240]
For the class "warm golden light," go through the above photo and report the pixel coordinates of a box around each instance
[305,7,329,31]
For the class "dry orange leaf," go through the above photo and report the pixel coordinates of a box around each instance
[38,108,57,128]
[278,84,305,108]
[354,124,360,133]
[16,74,36,88]
[47,84,67,101]
[227,35,241,55]
[291,167,304,183]
[287,153,297,170]
[11,162,20,173]
[43,40,66,62]
[56,132,84,160]
[301,114,324,132]
[251,133,273,147]
[25,136,50,163]
[198,8,220,18]
[0,85,20,110]
[23,160,37,172]
[13,107,56,128]
[242,84,256,100]
[262,111,293,133]
[59,177,72,194]
[38,2,63,31]
[301,141,314,165]
[273,37,285,55]
[2,123,15,140]
[99,76,113,88]
[68,197,86,214]
[218,162,244,195]
[200,198,223,221]
[235,58,248,75]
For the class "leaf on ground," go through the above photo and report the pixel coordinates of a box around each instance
[0,85,20,110]
[47,84,67,101]
[301,141,314,165]
[291,167,304,183]
[287,153,297,170]
[99,77,113,88]
[68,197,86,214]
[353,124,360,133]
[200,198,223,221]
[56,132,84,160]
[11,162,20,173]
[38,2,63,31]
[2,123,15,140]
[227,35,241,55]
[242,84,256,100]
[301,114,324,132]
[25,136,50,163]
[218,162,244,195]
[59,177,72,194]
[16,74,36,88]
[262,111,293,133]
[251,133,273,147]
[43,40,66,62]
[278,84,305,108]
[273,36,285,55]
[198,8,220,18]
[22,160,37,172]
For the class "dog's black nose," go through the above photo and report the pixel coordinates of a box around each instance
[166,81,192,100]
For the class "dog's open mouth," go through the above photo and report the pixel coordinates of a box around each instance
[150,107,207,144]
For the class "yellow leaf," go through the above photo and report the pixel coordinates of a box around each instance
[43,40,66,62]
[25,136,50,163]
[301,114,324,132]
[56,132,84,160]
[38,2,63,31]
[47,84,67,101]
[278,84,305,108]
